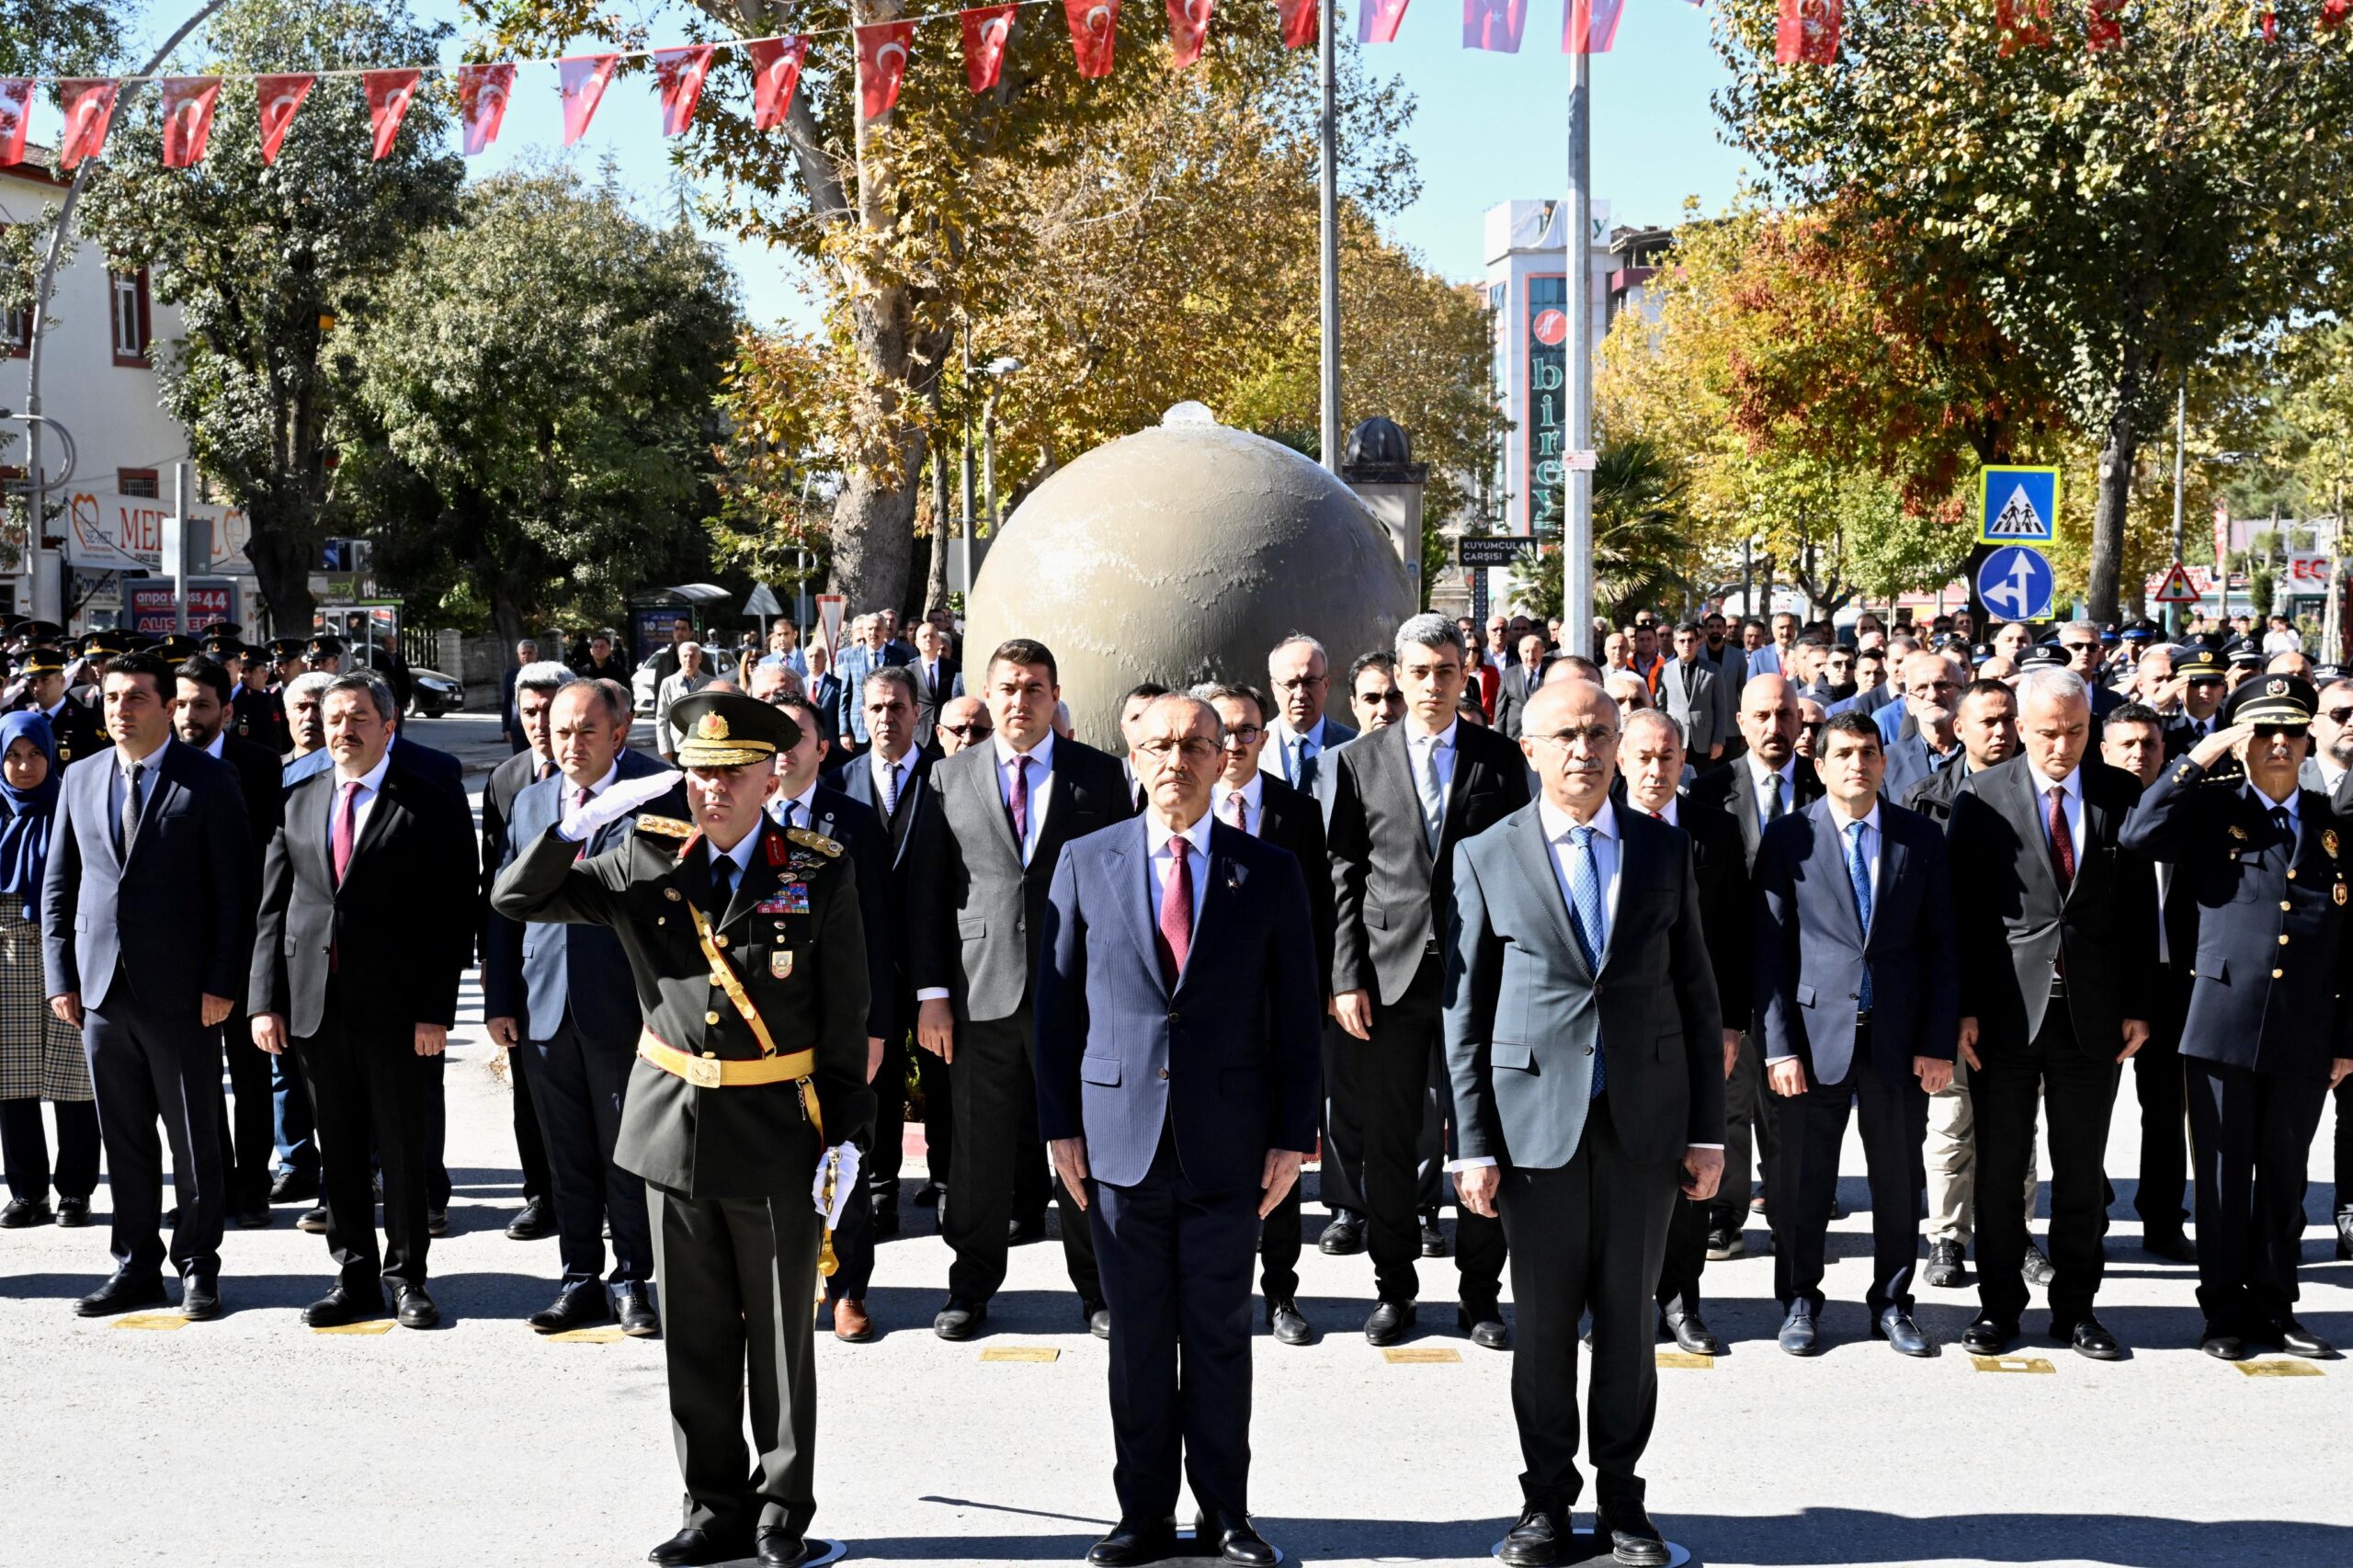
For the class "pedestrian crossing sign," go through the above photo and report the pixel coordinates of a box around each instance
[1977,465,2061,544]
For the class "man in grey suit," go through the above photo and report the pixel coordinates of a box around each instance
[1265,633,1357,795]
[1491,633,1552,741]
[1447,677,1722,1568]
[1658,623,1724,764]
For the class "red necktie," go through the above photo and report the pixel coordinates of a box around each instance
[1157,838,1193,989]
[574,785,592,861]
[1222,791,1247,832]
[2046,785,2075,887]
[1008,755,1031,850]
[331,779,359,885]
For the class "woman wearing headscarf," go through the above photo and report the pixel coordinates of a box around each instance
[0,710,99,1227]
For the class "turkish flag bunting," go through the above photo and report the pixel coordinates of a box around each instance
[1563,0,1624,52]
[2086,0,2123,51]
[457,62,515,156]
[160,77,223,167]
[1464,0,1525,52]
[2326,0,2350,28]
[0,78,34,165]
[57,78,119,169]
[1166,0,1212,68]
[747,37,810,127]
[655,46,716,136]
[362,69,421,161]
[1277,0,1314,48]
[1995,0,2052,54]
[1066,0,1120,77]
[2261,7,2278,40]
[557,54,620,145]
[856,23,915,119]
[256,74,314,164]
[1773,0,1839,64]
[1357,0,1408,42]
[959,7,1017,93]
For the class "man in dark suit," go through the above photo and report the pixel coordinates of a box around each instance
[833,616,911,757]
[42,651,253,1319]
[1685,671,1820,1258]
[1037,692,1320,1568]
[1619,709,1745,1358]
[908,620,963,738]
[2120,676,2353,1360]
[282,722,465,796]
[1446,676,1722,1568]
[1491,632,1552,741]
[484,677,673,1337]
[1202,681,1335,1346]
[249,673,477,1330]
[1326,615,1530,1347]
[1903,678,2017,824]
[1948,668,2154,1359]
[1755,710,1958,1358]
[909,637,1134,1339]
[1880,651,1969,804]
[804,644,843,751]
[1264,633,1358,797]
[169,656,284,1232]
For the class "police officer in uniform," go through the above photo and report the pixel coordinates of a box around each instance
[2120,674,2353,1361]
[18,647,107,767]
[493,690,874,1568]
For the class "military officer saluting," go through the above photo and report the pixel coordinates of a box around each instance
[493,690,874,1568]
[2120,674,2353,1361]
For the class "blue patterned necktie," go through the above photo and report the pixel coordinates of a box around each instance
[1845,820,1874,1012]
[1568,824,1608,1097]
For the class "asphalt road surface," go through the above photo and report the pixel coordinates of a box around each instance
[3,712,2346,1567]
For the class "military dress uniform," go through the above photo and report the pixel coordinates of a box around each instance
[492,692,873,1567]
[2119,675,2353,1360]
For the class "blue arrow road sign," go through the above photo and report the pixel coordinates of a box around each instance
[1977,545,2055,622]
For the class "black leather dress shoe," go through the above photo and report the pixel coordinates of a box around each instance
[913,1180,944,1209]
[426,1208,449,1238]
[617,1283,661,1337]
[1960,1315,2016,1356]
[0,1196,51,1227]
[1661,1308,1722,1356]
[394,1285,439,1329]
[1459,1301,1510,1350]
[2070,1309,2127,1356]
[934,1295,988,1339]
[1597,1499,1671,1567]
[1364,1299,1417,1345]
[2021,1244,2056,1287]
[872,1204,900,1238]
[647,1526,752,1566]
[1419,1216,1449,1257]
[1497,1504,1568,1567]
[2143,1231,2198,1264]
[297,1205,330,1234]
[1923,1239,1966,1287]
[1268,1300,1313,1346]
[1198,1512,1276,1568]
[756,1524,810,1566]
[74,1271,167,1318]
[1085,1301,1112,1339]
[1873,1307,1936,1358]
[1702,1224,1745,1260]
[180,1275,222,1321]
[506,1197,555,1240]
[269,1169,317,1204]
[54,1196,89,1227]
[2200,1324,2249,1361]
[1086,1518,1177,1566]
[301,1285,381,1328]
[1008,1215,1047,1244]
[233,1204,271,1230]
[1777,1302,1820,1356]
[529,1280,610,1335]
[2267,1316,2336,1358]
[1317,1212,1365,1255]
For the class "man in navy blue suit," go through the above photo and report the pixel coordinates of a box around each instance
[1037,693,1320,1568]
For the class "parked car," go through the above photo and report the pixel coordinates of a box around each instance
[408,667,466,717]
[632,653,660,716]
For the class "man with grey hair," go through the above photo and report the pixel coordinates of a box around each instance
[2056,619,2125,719]
[1881,652,1966,802]
[654,642,713,763]
[1266,633,1356,793]
[1325,613,1529,1346]
[281,670,336,760]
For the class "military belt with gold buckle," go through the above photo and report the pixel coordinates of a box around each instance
[638,1028,813,1089]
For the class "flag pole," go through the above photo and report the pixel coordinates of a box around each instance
[1317,0,1341,470]
[1563,40,1595,653]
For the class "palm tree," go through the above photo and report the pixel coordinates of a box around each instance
[1510,437,1694,623]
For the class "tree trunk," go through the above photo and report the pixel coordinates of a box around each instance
[2087,401,2137,623]
[244,494,314,637]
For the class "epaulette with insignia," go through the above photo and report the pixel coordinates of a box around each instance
[634,815,696,838]
[788,826,843,858]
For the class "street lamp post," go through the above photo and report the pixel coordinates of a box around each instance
[1563,48,1596,653]
[1316,0,1341,470]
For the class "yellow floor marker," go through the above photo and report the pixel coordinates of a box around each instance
[1655,1350,1714,1369]
[2234,1359,2324,1378]
[112,1312,188,1331]
[313,1319,395,1335]
[550,1325,628,1344]
[1382,1346,1461,1365]
[1969,1354,2055,1374]
[979,1346,1060,1363]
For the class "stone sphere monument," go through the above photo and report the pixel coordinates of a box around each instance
[964,403,1417,750]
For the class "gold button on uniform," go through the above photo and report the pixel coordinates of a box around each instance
[2272,970,2284,980]
[2279,935,2290,946]
[713,936,729,949]
[706,1010,722,1025]
[2282,901,2293,911]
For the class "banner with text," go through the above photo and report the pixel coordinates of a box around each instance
[61,489,254,575]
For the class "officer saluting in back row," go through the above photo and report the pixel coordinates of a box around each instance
[493,690,874,1568]
[2119,674,2353,1363]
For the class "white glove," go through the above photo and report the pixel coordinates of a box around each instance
[557,769,678,843]
[813,1142,860,1226]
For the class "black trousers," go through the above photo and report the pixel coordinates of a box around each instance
[2131,966,2193,1237]
[508,1041,550,1207]
[865,1024,914,1207]
[526,1017,651,1284]
[1654,1194,1709,1317]
[1091,1134,1257,1524]
[85,985,226,1280]
[1359,957,1505,1305]
[1258,1176,1302,1304]
[2333,1074,2353,1220]
[945,1010,1098,1305]
[918,1028,953,1187]
[1769,1042,1927,1316]
[1975,1006,2120,1327]
[648,1183,822,1539]
[1712,1032,1779,1230]
[1318,1017,1365,1216]
[0,1097,100,1202]
[1497,1101,1679,1512]
[215,1009,274,1212]
[2184,1056,2329,1331]
[296,986,437,1291]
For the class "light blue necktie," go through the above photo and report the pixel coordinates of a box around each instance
[1567,824,1608,1097]
[1845,820,1874,1013]
[1415,736,1446,848]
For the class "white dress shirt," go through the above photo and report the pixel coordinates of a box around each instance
[1271,716,1332,789]
[329,746,395,850]
[1409,718,1460,816]
[771,781,819,833]
[1824,799,1883,906]
[1144,810,1213,945]
[994,732,1056,865]
[869,747,914,813]
[1746,753,1798,824]
[2029,764,2086,867]
[1210,773,1266,836]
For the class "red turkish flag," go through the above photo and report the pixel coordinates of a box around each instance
[0,78,35,165]
[557,54,620,145]
[959,7,1017,93]
[159,77,223,167]
[1563,0,1623,51]
[747,37,810,128]
[1277,0,1314,48]
[655,46,715,137]
[56,78,119,169]
[856,23,915,119]
[1166,0,1212,68]
[456,63,515,156]
[1995,0,2052,54]
[1066,0,1120,76]
[1773,0,1839,65]
[2326,0,2351,28]
[1357,0,1408,42]
[362,69,420,161]
[2261,7,2278,40]
[1463,0,1524,51]
[2086,0,2123,50]
[255,74,314,165]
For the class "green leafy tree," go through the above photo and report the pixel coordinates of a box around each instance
[74,0,464,633]
[1512,438,1695,622]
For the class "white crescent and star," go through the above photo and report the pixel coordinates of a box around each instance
[877,40,909,73]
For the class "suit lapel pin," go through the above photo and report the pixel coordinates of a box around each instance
[2324,829,2340,860]
[2228,824,2248,842]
